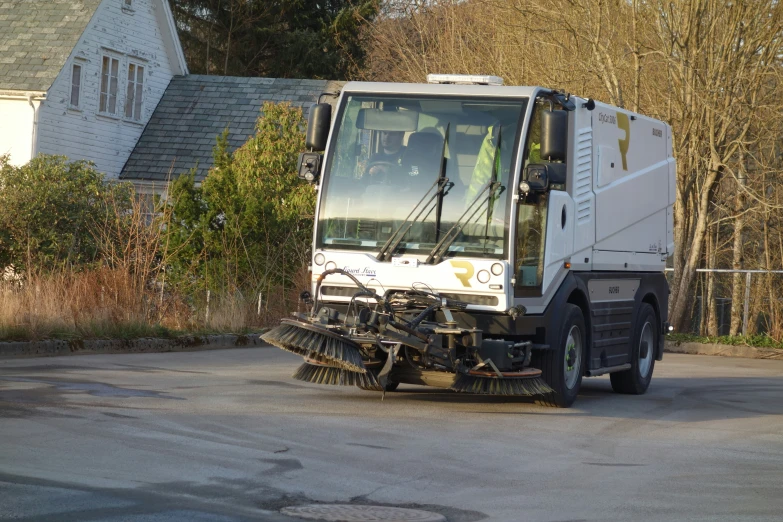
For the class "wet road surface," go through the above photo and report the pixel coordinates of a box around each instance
[2,348,783,521]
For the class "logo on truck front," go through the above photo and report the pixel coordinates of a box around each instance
[450,261,474,287]
[343,266,377,278]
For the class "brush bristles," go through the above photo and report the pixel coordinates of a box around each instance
[293,363,383,391]
[450,374,553,396]
[262,323,365,373]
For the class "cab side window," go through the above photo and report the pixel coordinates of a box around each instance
[514,99,551,297]
[515,193,547,296]
[524,103,543,167]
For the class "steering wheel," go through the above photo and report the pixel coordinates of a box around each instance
[365,161,399,182]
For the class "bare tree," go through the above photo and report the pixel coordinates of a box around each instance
[363,0,783,333]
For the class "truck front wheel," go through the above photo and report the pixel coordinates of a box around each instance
[535,304,585,408]
[610,303,657,395]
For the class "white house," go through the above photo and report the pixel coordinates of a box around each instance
[0,0,187,178]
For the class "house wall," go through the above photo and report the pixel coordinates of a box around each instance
[0,96,41,166]
[36,0,177,178]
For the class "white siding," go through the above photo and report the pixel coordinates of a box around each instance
[36,0,176,178]
[0,96,41,166]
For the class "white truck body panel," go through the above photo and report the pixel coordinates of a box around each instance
[311,252,510,313]
[569,106,596,259]
[588,101,674,268]
[542,190,575,293]
[313,85,675,315]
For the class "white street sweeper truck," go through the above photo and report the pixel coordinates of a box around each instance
[262,74,676,407]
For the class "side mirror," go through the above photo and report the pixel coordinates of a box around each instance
[540,110,567,162]
[306,103,332,151]
[297,152,321,183]
[521,164,549,193]
[521,163,567,194]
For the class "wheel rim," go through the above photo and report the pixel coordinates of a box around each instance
[639,322,654,378]
[564,325,582,390]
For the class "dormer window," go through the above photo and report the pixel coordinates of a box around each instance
[69,60,84,109]
[99,55,120,115]
[125,62,145,121]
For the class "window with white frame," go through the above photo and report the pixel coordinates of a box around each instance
[69,61,84,109]
[99,55,120,115]
[125,62,145,121]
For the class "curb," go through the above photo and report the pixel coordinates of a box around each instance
[0,333,268,359]
[664,340,783,360]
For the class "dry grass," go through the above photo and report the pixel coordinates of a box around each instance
[196,264,311,333]
[0,268,169,341]
[0,265,304,342]
[0,173,311,342]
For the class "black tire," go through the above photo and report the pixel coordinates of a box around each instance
[534,304,586,408]
[610,303,657,395]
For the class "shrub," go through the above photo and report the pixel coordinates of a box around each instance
[0,154,132,272]
[166,102,314,316]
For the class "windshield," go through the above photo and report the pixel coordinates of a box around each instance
[316,94,527,259]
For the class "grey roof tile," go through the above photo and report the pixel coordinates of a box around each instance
[0,0,102,91]
[121,75,345,182]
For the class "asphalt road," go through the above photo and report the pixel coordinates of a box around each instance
[2,347,783,522]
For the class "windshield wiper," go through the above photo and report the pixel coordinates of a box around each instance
[376,125,451,262]
[425,181,503,265]
[376,177,451,262]
[427,126,504,264]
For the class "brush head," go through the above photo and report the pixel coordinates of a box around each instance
[293,361,383,391]
[450,368,553,396]
[261,319,366,373]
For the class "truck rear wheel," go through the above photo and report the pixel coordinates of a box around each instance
[535,304,585,408]
[610,303,656,395]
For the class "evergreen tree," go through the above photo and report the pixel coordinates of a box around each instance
[169,0,379,79]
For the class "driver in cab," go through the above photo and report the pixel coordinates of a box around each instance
[366,130,405,179]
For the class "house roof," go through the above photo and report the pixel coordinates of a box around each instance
[0,0,102,92]
[120,75,344,182]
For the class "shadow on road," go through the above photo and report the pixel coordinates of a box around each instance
[378,375,783,421]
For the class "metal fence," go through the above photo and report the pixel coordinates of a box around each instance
[668,269,783,337]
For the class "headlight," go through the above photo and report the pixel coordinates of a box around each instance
[477,270,490,284]
[325,261,337,271]
[491,263,503,276]
[314,253,325,266]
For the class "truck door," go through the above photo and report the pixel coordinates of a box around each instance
[514,98,574,299]
[514,100,547,298]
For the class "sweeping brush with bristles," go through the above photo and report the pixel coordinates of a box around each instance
[450,368,553,396]
[293,361,383,391]
[261,319,366,373]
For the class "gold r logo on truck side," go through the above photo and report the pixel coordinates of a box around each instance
[617,113,630,171]
[450,261,474,287]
